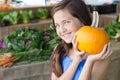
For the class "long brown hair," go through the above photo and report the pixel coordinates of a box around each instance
[51,0,92,77]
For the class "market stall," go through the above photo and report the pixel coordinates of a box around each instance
[0,1,120,80]
[0,41,120,80]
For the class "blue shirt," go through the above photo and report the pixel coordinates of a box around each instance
[61,56,86,80]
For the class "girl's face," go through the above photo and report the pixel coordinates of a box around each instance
[53,9,83,43]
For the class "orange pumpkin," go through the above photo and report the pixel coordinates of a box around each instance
[76,26,109,54]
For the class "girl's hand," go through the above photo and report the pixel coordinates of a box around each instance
[72,35,85,62]
[87,43,112,63]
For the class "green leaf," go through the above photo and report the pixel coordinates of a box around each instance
[18,10,30,24]
[3,11,19,25]
[37,8,50,19]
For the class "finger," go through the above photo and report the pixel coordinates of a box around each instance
[72,35,76,47]
[74,41,78,51]
[78,51,85,56]
[106,43,112,57]
[72,35,78,51]
[102,45,110,59]
[102,43,112,59]
[103,43,112,58]
[99,44,108,56]
[72,35,76,44]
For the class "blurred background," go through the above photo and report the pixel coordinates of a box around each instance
[0,0,120,80]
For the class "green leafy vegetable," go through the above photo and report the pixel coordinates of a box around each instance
[4,28,43,51]
[18,10,30,24]
[37,8,50,19]
[104,21,120,40]
[0,12,7,20]
[2,25,61,63]
[3,11,19,25]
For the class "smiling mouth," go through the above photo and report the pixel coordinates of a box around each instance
[62,32,71,38]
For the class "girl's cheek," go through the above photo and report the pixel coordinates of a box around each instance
[56,29,61,37]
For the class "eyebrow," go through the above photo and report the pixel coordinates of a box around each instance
[54,19,66,25]
[61,20,67,24]
[54,17,72,26]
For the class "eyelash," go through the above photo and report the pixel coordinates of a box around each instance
[65,21,70,24]
[55,20,71,28]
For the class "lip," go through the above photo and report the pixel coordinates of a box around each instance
[62,32,71,38]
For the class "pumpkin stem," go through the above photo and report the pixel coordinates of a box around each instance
[118,13,120,22]
[91,11,96,27]
[91,11,99,28]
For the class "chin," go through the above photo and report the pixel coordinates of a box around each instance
[63,37,72,43]
[64,40,72,44]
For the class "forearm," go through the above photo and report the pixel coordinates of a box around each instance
[78,59,111,80]
[78,59,94,80]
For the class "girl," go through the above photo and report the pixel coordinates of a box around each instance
[51,0,112,80]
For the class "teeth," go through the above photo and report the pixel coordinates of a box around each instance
[63,33,70,38]
[64,34,69,38]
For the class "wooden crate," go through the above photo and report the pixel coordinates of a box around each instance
[0,5,53,12]
[0,61,51,80]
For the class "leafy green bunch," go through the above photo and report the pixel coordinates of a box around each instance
[104,21,120,40]
[3,25,61,62]
[4,28,42,51]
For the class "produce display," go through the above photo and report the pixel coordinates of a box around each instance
[0,5,14,10]
[0,8,50,27]
[0,8,119,68]
[104,20,120,41]
[0,53,19,67]
[36,8,50,19]
[76,11,109,54]
[0,25,61,67]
